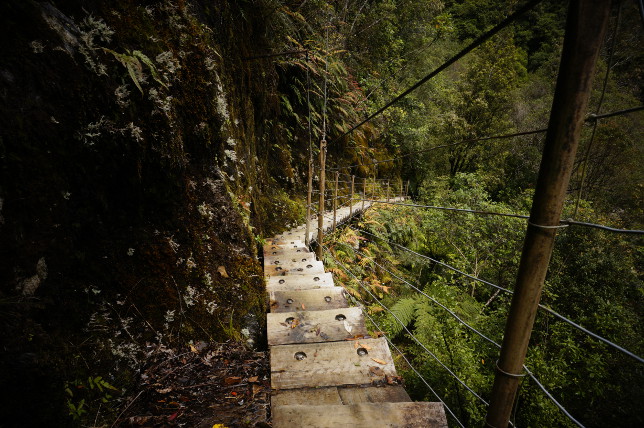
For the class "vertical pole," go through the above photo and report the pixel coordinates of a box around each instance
[305,50,313,247]
[405,180,409,199]
[350,175,355,218]
[485,2,611,427]
[386,180,390,202]
[399,181,403,200]
[332,171,339,231]
[305,157,313,246]
[316,140,327,259]
[373,176,376,202]
[362,177,366,212]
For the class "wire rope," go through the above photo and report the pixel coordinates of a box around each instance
[328,104,641,172]
[334,241,502,348]
[522,366,585,427]
[323,245,490,406]
[330,0,543,143]
[573,1,623,217]
[352,198,644,234]
[352,227,644,363]
[359,298,467,428]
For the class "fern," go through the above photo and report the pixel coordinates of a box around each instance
[388,296,418,336]
[103,48,167,95]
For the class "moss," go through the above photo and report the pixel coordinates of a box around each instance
[0,0,393,425]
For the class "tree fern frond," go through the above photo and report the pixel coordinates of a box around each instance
[388,296,419,336]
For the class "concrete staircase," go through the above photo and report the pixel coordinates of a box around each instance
[264,201,448,427]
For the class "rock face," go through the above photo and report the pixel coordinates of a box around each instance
[0,1,303,425]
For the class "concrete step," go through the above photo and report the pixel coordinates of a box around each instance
[264,252,316,266]
[267,307,366,346]
[271,337,396,390]
[265,260,325,276]
[272,402,448,428]
[271,385,411,407]
[266,273,335,291]
[268,287,349,313]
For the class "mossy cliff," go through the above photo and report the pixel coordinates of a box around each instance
[0,0,309,425]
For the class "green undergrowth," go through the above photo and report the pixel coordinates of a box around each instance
[323,173,643,427]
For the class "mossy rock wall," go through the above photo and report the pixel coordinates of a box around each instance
[0,0,305,425]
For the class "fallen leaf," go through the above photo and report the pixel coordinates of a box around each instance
[357,342,372,351]
[301,303,306,310]
[248,376,259,383]
[369,366,385,376]
[290,319,300,329]
[217,266,229,278]
[189,344,198,353]
[156,387,172,394]
[168,412,178,421]
[224,376,242,385]
[371,357,387,365]
[252,384,262,397]
[344,334,366,341]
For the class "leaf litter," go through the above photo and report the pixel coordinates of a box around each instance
[114,341,270,427]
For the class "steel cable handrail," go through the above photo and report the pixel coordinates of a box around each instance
[330,0,544,143]
[358,294,467,428]
[323,245,490,407]
[353,227,644,363]
[333,241,502,348]
[325,230,590,427]
[355,198,644,235]
[327,105,642,172]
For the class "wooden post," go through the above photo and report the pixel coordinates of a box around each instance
[316,140,327,258]
[350,175,355,218]
[405,181,409,199]
[362,177,366,212]
[399,181,403,200]
[386,181,390,202]
[305,157,313,246]
[332,171,339,231]
[373,176,376,201]
[485,2,611,427]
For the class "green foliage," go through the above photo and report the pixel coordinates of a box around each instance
[327,174,642,426]
[388,297,418,336]
[102,48,168,94]
[65,375,119,421]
